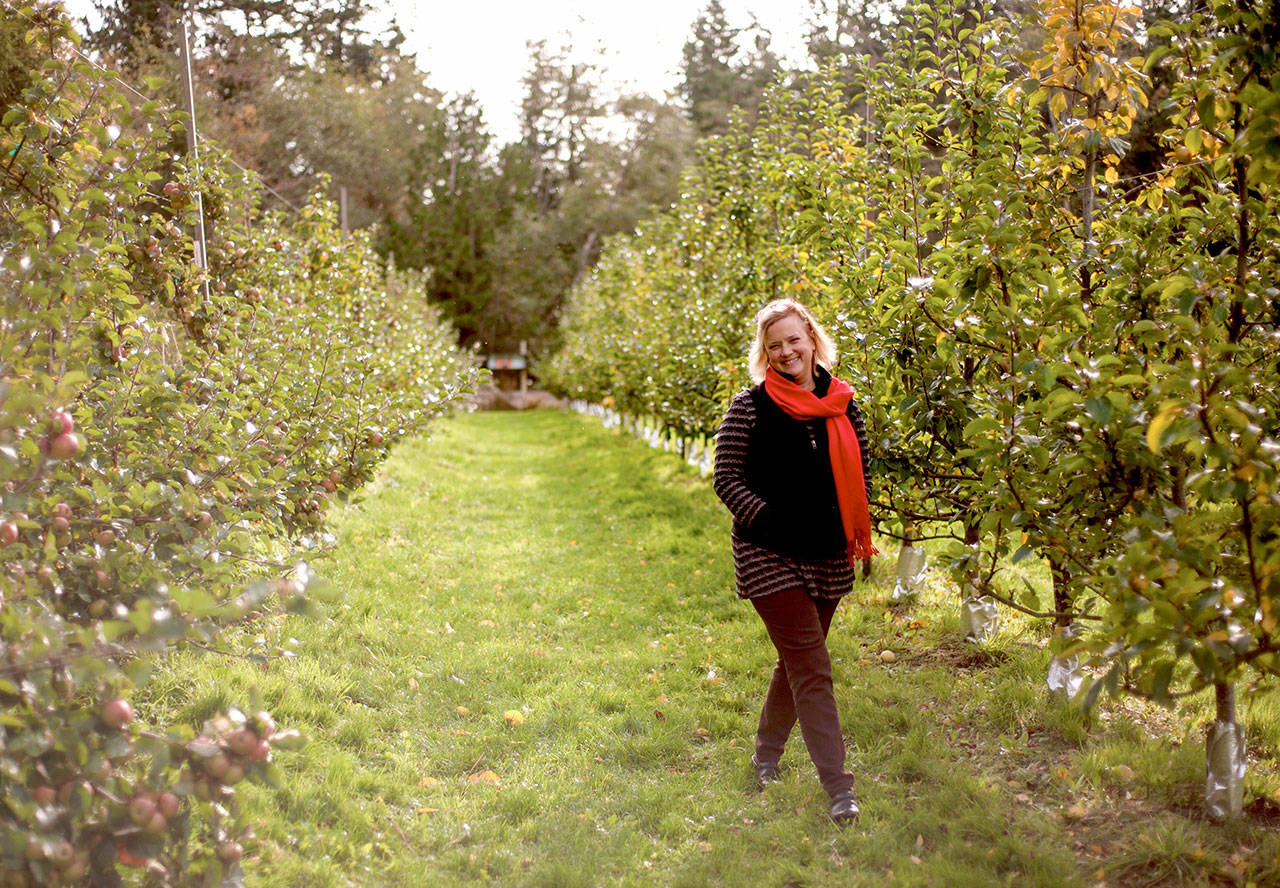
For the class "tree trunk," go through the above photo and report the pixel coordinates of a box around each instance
[1206,680,1245,819]
[1046,555,1082,696]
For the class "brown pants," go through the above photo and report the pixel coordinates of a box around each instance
[751,587,855,798]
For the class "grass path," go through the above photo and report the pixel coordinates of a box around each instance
[145,410,1280,887]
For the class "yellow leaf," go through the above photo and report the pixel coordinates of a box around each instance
[1104,166,1119,184]
[503,710,525,726]
[1146,401,1184,453]
[467,770,501,785]
[418,776,439,788]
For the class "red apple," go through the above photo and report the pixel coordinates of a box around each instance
[0,521,17,545]
[46,433,81,460]
[216,841,243,863]
[51,516,70,535]
[145,811,167,834]
[52,502,72,519]
[32,785,57,805]
[128,794,157,825]
[100,698,134,729]
[197,511,213,531]
[226,728,257,758]
[157,791,180,819]
[94,528,116,546]
[48,410,74,436]
[249,739,271,762]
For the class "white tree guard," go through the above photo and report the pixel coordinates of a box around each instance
[960,595,999,642]
[1206,720,1246,819]
[891,544,927,603]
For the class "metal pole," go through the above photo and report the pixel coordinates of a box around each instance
[177,10,210,280]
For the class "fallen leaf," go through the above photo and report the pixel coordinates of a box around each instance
[503,710,525,726]
[467,770,501,786]
[418,776,439,788]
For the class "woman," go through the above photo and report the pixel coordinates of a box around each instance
[712,297,875,825]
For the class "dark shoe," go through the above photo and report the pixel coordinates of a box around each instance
[751,754,781,787]
[829,790,859,825]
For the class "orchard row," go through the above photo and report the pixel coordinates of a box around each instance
[546,0,1280,814]
[0,7,476,886]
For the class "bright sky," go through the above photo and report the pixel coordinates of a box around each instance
[386,1,814,142]
[61,0,815,143]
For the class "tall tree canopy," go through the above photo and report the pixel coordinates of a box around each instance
[679,0,781,137]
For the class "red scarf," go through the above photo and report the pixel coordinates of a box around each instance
[764,366,878,564]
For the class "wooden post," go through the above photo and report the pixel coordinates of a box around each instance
[519,339,528,395]
[340,185,349,235]
[177,10,209,279]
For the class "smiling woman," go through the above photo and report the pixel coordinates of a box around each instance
[712,297,876,825]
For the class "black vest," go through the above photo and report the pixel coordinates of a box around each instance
[740,371,847,559]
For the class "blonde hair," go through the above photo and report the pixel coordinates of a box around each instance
[747,298,837,384]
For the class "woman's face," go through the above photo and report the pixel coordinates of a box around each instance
[764,314,816,384]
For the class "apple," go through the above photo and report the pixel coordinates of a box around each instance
[216,841,243,863]
[100,698,134,729]
[249,739,271,762]
[226,728,257,758]
[52,502,72,519]
[145,810,167,834]
[52,516,70,535]
[321,478,336,493]
[367,431,384,445]
[157,792,180,819]
[128,794,157,825]
[203,752,231,780]
[197,510,213,531]
[94,528,116,546]
[32,785,57,805]
[48,410,74,435]
[36,565,55,587]
[45,433,81,460]
[0,521,17,545]
[48,840,74,868]
[222,763,245,785]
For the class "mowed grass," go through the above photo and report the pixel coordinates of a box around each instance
[142,410,1280,887]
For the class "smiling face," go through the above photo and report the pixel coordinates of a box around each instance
[764,313,816,388]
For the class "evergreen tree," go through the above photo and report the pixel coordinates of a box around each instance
[679,0,780,137]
